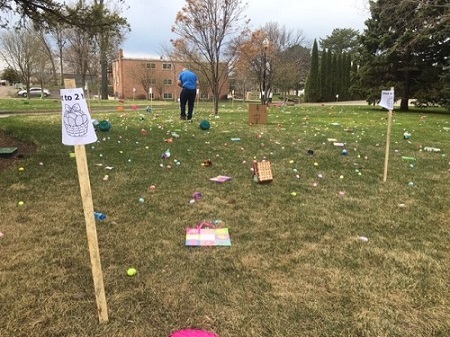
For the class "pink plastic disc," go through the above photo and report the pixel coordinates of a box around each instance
[170,329,218,337]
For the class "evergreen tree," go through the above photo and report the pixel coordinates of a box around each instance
[305,39,320,102]
[360,0,450,110]
[319,49,327,102]
[342,53,352,100]
[330,53,338,101]
[325,49,333,101]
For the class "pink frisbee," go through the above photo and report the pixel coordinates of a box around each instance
[170,329,219,337]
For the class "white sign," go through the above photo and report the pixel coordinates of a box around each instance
[379,90,395,110]
[149,87,153,94]
[61,88,98,146]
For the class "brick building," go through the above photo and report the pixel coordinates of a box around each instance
[111,49,229,100]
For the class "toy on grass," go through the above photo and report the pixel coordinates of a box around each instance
[161,149,171,159]
[98,120,111,132]
[199,120,211,130]
[94,212,106,221]
[252,160,273,183]
[170,329,219,337]
[126,268,137,276]
[193,191,203,200]
[92,119,100,130]
[201,159,212,167]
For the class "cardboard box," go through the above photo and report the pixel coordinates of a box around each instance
[248,104,268,124]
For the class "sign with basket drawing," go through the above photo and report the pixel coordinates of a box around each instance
[61,88,97,146]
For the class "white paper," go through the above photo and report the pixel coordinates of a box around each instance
[61,88,98,146]
[379,90,395,110]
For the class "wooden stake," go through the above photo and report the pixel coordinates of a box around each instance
[383,87,394,182]
[74,145,108,322]
[64,79,108,323]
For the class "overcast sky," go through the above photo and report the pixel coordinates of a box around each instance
[121,0,370,58]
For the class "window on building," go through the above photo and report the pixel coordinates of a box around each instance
[162,63,172,70]
[163,79,172,85]
[146,63,156,69]
[163,93,173,99]
[147,79,156,85]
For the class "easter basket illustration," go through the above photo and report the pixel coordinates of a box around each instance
[185,221,231,247]
[63,103,89,137]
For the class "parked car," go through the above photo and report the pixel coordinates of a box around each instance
[17,87,51,97]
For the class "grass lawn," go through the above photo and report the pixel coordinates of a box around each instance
[1,100,449,337]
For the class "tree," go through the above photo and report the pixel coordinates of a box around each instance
[238,30,271,104]
[47,21,67,86]
[319,48,329,101]
[172,0,249,114]
[0,0,127,31]
[127,62,157,99]
[238,23,307,104]
[63,23,92,88]
[262,22,307,103]
[274,44,310,99]
[1,0,129,97]
[1,67,20,84]
[33,33,55,95]
[0,26,51,97]
[319,28,361,57]
[230,56,254,101]
[305,39,320,102]
[90,0,129,99]
[360,0,450,110]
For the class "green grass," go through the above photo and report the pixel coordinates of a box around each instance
[0,96,174,114]
[1,101,449,337]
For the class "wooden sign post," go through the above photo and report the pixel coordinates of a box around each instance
[63,79,109,323]
[380,87,395,182]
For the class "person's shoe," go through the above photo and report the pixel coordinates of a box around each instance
[180,116,187,120]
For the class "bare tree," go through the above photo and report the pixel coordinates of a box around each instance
[239,23,307,104]
[47,22,68,86]
[91,0,129,99]
[63,24,91,86]
[36,28,58,85]
[127,62,156,99]
[171,0,249,114]
[0,26,51,97]
[34,34,55,94]
[238,30,271,104]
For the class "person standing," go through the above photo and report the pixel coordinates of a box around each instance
[177,67,199,120]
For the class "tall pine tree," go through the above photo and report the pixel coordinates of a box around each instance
[360,0,450,110]
[305,39,320,102]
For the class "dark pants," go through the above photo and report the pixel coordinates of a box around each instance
[180,88,197,119]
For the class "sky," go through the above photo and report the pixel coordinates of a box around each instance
[120,0,371,59]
